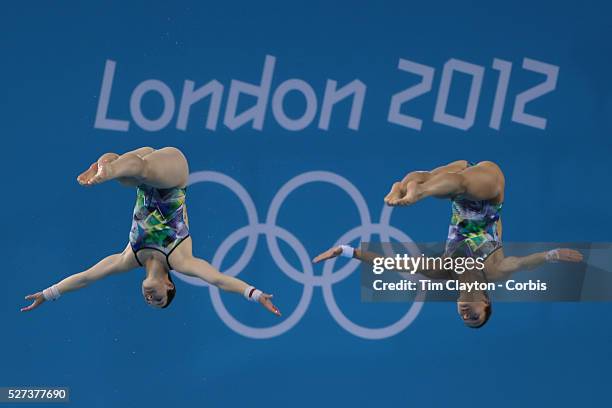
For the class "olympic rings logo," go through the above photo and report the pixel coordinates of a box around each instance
[172,171,425,340]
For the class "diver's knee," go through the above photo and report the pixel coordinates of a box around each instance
[170,147,189,171]
[161,146,186,159]
[167,147,189,182]
[478,160,500,169]
[477,161,504,179]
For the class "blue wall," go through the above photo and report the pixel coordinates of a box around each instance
[2,1,611,407]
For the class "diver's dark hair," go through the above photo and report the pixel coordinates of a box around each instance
[161,272,176,309]
[469,294,492,329]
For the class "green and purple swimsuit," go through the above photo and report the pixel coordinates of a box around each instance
[129,185,190,269]
[444,195,502,260]
[444,161,503,260]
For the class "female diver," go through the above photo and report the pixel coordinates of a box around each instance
[21,146,281,316]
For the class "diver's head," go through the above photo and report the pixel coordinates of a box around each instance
[456,293,491,328]
[142,258,176,309]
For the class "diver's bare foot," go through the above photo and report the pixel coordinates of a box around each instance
[395,180,420,206]
[385,182,406,206]
[87,161,114,185]
[77,163,98,186]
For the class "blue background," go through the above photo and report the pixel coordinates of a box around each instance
[2,1,611,407]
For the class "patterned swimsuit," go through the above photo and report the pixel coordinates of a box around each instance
[129,185,190,269]
[444,194,503,260]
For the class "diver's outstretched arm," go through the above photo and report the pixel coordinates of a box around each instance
[20,244,138,312]
[172,256,281,316]
[487,248,583,282]
[313,245,379,264]
[167,237,280,316]
[312,245,451,279]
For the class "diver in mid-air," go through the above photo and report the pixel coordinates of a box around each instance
[314,160,582,328]
[21,146,281,316]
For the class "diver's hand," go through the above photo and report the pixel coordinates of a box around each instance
[21,292,46,312]
[259,293,281,316]
[312,246,343,263]
[547,248,584,263]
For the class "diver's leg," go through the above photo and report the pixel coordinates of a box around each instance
[78,149,155,186]
[393,161,504,206]
[385,160,470,205]
[140,147,189,188]
[429,160,471,176]
[88,147,189,188]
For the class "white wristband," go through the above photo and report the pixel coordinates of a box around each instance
[545,249,559,263]
[340,245,355,258]
[243,286,262,302]
[42,284,61,301]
